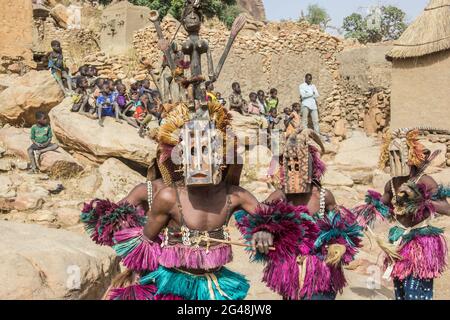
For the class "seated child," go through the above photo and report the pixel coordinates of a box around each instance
[88,78,104,112]
[134,94,161,137]
[265,88,279,115]
[216,92,226,107]
[247,92,261,115]
[96,83,121,127]
[115,84,128,113]
[27,112,59,174]
[121,91,142,128]
[129,81,141,96]
[47,40,73,96]
[139,79,152,96]
[71,76,91,115]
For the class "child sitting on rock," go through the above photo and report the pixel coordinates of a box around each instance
[47,40,73,96]
[28,111,59,174]
[71,76,91,115]
[96,83,121,127]
[115,84,128,113]
[247,92,261,115]
[134,94,161,137]
[88,78,104,111]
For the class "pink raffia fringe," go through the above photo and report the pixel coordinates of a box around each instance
[411,183,435,224]
[309,145,326,181]
[235,201,319,300]
[108,284,157,300]
[159,243,233,270]
[113,227,162,271]
[387,235,448,280]
[300,255,346,298]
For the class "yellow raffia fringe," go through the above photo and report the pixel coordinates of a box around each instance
[208,101,232,133]
[378,131,391,169]
[367,226,402,262]
[157,103,190,146]
[406,129,425,167]
[325,244,346,267]
[296,256,307,292]
[102,269,136,300]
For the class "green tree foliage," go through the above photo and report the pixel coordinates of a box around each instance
[342,5,407,43]
[300,4,331,30]
[98,0,241,28]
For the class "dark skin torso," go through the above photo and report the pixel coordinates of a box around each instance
[382,174,450,228]
[265,185,337,215]
[144,181,273,270]
[119,179,166,212]
[145,182,261,236]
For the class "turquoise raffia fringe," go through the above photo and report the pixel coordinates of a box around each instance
[139,266,249,300]
[432,185,450,201]
[388,225,444,244]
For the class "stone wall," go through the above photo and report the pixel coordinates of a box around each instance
[99,1,151,55]
[133,17,351,136]
[33,11,101,72]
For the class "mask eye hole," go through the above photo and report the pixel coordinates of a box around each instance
[191,147,195,156]
[202,146,208,155]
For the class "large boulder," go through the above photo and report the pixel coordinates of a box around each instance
[49,99,157,166]
[0,71,64,126]
[50,4,70,29]
[334,131,380,170]
[230,111,268,146]
[322,168,354,187]
[0,127,83,177]
[0,220,119,299]
[95,158,145,201]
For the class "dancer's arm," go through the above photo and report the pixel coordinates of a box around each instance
[421,175,450,216]
[143,188,174,240]
[232,186,273,254]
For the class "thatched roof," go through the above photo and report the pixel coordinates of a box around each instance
[386,0,450,59]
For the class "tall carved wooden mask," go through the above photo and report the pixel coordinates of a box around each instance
[388,129,411,177]
[282,137,312,194]
[180,120,223,186]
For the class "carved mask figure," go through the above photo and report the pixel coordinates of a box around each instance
[180,120,223,186]
[183,0,202,33]
[280,129,325,194]
[388,129,411,177]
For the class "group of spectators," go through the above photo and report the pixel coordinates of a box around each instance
[206,73,323,138]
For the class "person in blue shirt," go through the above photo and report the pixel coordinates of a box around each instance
[96,83,121,127]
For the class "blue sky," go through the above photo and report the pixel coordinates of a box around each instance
[262,0,429,30]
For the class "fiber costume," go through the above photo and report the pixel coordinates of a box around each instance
[236,129,363,300]
[353,128,449,300]
[81,101,248,300]
[80,0,256,300]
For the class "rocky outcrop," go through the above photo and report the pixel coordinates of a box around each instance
[50,4,70,29]
[0,126,83,177]
[230,111,268,144]
[49,98,157,166]
[333,131,380,170]
[0,71,64,126]
[94,157,145,201]
[0,220,119,299]
[237,0,266,21]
